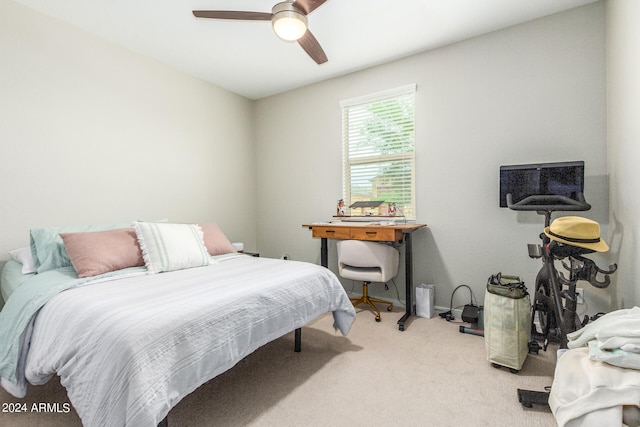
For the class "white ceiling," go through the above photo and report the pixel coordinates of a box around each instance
[13,0,598,100]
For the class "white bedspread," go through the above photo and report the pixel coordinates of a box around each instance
[23,255,355,427]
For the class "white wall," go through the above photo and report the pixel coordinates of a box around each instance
[606,0,640,309]
[1,0,620,316]
[255,3,608,311]
[0,1,257,263]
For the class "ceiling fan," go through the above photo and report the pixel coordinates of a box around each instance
[193,0,328,65]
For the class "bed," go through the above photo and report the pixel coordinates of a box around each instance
[0,222,356,427]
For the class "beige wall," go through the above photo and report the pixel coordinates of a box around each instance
[0,1,257,264]
[255,2,608,311]
[2,1,627,315]
[606,0,640,309]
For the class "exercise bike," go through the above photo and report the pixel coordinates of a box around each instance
[527,228,617,351]
[507,193,617,407]
[508,194,617,351]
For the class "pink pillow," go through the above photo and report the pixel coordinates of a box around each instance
[199,223,236,256]
[60,228,144,278]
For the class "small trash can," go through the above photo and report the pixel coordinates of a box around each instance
[484,273,530,373]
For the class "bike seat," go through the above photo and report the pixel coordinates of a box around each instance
[550,242,595,258]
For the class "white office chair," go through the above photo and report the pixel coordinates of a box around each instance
[337,240,400,322]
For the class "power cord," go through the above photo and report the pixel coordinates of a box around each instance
[439,284,477,322]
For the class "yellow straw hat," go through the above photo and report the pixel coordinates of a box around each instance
[544,216,608,252]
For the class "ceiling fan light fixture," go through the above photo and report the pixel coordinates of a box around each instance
[272,2,307,41]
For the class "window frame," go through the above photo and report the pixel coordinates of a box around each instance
[340,84,417,219]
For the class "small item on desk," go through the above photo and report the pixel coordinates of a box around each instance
[388,202,398,216]
[349,200,385,216]
[232,242,244,252]
[337,199,346,216]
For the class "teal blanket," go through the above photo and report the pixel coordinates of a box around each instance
[0,266,145,397]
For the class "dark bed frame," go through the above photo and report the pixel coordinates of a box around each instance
[157,327,302,427]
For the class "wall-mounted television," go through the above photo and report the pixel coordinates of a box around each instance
[499,161,585,208]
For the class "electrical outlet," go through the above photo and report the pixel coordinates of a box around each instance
[576,288,585,304]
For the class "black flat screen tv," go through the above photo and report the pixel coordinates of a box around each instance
[499,161,585,208]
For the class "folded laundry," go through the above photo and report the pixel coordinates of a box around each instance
[567,306,640,370]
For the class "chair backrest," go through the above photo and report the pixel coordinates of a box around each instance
[337,240,400,283]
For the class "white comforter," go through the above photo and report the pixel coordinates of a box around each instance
[24,255,356,427]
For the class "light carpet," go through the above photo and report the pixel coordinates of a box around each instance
[0,308,558,426]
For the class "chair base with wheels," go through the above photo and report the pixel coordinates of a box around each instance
[349,281,394,322]
[337,240,399,322]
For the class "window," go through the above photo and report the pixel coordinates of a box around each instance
[340,85,416,219]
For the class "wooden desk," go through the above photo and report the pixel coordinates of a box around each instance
[303,222,426,331]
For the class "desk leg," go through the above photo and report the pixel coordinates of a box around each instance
[320,238,328,268]
[397,232,413,331]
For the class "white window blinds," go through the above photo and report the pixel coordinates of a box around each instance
[341,85,416,219]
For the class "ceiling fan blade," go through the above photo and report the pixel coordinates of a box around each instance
[297,29,327,64]
[292,0,327,15]
[192,10,272,21]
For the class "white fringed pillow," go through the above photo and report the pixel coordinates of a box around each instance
[133,222,210,273]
